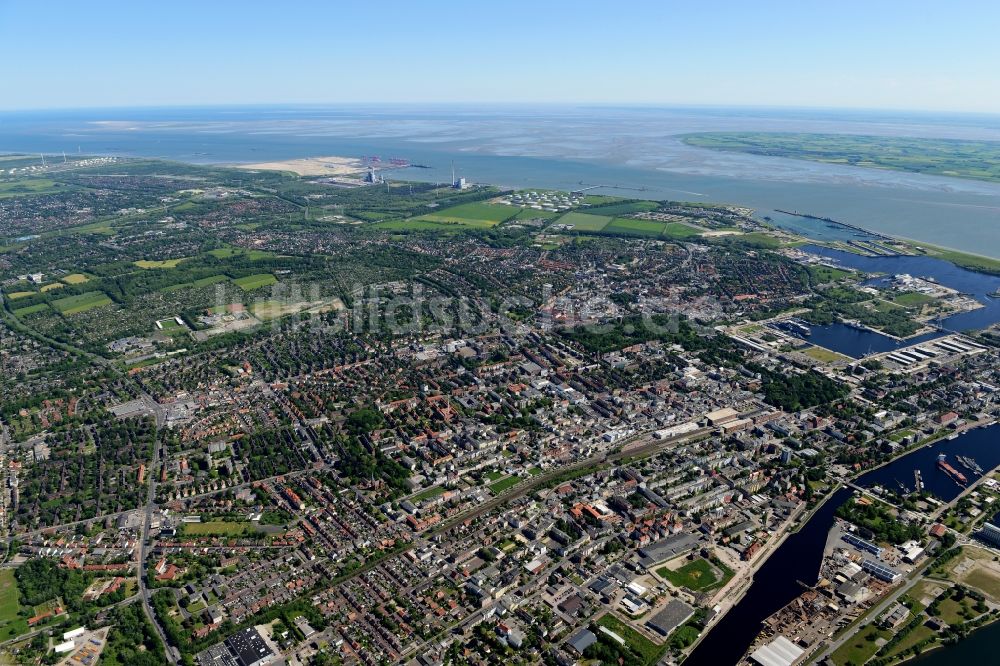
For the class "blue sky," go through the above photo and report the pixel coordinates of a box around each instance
[1,0,997,112]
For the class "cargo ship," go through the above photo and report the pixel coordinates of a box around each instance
[937,454,968,486]
[913,469,923,493]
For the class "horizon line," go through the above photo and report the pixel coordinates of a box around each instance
[3,101,1000,118]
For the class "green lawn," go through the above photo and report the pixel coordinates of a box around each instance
[6,291,34,300]
[656,557,733,592]
[52,291,113,314]
[555,211,612,232]
[233,273,277,291]
[39,283,64,293]
[488,475,520,494]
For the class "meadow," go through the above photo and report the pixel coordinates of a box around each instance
[555,211,612,231]
[51,291,113,314]
[233,273,278,291]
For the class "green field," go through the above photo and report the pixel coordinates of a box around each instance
[0,570,21,625]
[411,202,513,228]
[656,557,733,592]
[808,266,853,284]
[181,521,252,536]
[193,274,230,288]
[892,291,936,307]
[594,613,670,666]
[488,475,520,494]
[0,569,26,641]
[207,247,278,260]
[6,291,34,300]
[52,291,113,314]
[803,346,850,363]
[61,273,91,285]
[372,219,471,232]
[830,625,892,666]
[555,211,612,232]
[661,222,704,239]
[411,486,445,502]
[604,217,667,237]
[13,303,49,316]
[583,201,660,217]
[39,283,64,293]
[0,179,63,198]
[684,132,1000,184]
[135,258,187,269]
[233,273,277,291]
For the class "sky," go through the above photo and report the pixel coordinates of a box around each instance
[2,0,999,113]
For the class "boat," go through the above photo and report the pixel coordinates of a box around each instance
[914,469,924,493]
[937,453,968,486]
[955,455,983,475]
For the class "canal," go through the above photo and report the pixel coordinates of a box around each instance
[684,422,1000,666]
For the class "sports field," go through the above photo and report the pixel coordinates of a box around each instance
[52,291,113,314]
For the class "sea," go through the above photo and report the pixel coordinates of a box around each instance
[4,105,1000,257]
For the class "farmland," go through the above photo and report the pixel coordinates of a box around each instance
[51,291,113,314]
[61,273,90,285]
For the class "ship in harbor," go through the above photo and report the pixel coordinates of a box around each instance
[955,455,984,476]
[776,319,812,337]
[913,469,923,493]
[938,453,968,486]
